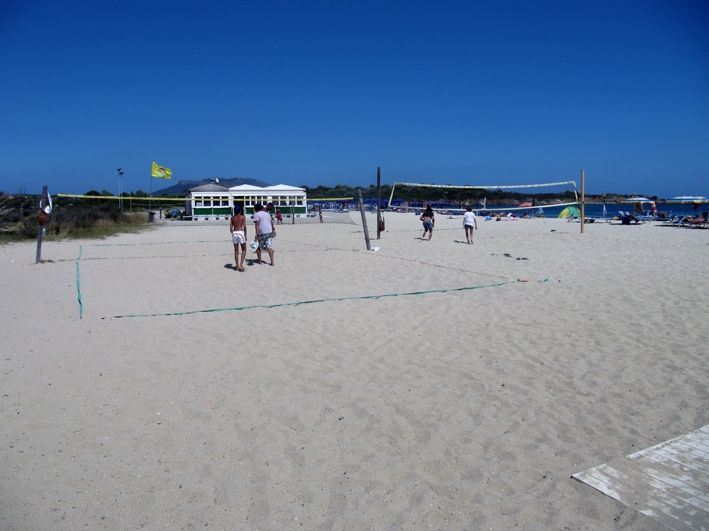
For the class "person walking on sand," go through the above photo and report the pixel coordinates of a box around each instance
[420,204,435,240]
[253,203,276,266]
[230,205,247,271]
[463,205,478,244]
[276,208,283,225]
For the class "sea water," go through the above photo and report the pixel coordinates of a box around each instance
[393,202,705,219]
[542,203,705,219]
[380,198,706,219]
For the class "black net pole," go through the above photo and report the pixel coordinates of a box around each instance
[376,166,381,239]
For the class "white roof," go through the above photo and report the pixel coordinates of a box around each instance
[229,184,265,192]
[265,184,305,192]
[228,183,305,193]
[189,183,229,192]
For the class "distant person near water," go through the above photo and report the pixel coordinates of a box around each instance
[253,203,276,266]
[420,204,435,240]
[463,205,478,244]
[230,205,247,272]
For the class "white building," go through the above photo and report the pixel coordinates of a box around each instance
[187,184,307,221]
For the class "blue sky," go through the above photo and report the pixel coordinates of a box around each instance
[1,0,707,197]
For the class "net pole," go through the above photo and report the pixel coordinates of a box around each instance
[387,182,397,209]
[36,223,43,263]
[376,166,382,239]
[358,189,371,250]
[36,185,49,263]
[580,169,586,234]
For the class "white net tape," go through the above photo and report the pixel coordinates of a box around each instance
[387,180,578,209]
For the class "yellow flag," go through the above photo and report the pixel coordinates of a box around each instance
[151,161,172,179]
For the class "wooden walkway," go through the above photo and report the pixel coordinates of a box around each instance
[572,425,709,530]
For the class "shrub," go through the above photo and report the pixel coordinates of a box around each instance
[1,196,150,241]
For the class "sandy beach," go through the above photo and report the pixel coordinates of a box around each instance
[1,212,707,530]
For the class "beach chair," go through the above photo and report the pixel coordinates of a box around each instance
[683,211,709,228]
[663,215,686,226]
[618,211,640,225]
[635,210,657,222]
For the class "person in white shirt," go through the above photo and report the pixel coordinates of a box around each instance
[253,203,276,266]
[463,205,478,245]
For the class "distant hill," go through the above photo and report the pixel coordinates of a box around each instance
[153,177,270,196]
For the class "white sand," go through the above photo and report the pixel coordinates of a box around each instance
[1,213,707,530]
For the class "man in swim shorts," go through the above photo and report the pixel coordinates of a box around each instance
[253,203,276,266]
[463,205,478,244]
[420,204,435,240]
[230,205,247,271]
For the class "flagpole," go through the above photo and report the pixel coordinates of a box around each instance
[148,174,153,219]
[117,168,124,212]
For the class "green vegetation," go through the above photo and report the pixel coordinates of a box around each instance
[303,183,598,205]
[0,193,150,242]
[303,184,662,205]
[0,184,657,243]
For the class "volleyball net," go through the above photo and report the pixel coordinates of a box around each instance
[55,194,358,224]
[387,180,579,216]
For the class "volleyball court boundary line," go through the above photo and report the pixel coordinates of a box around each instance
[109,280,518,319]
[75,245,83,319]
[74,235,531,319]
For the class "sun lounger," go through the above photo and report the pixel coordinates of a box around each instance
[682,211,709,228]
[617,211,641,225]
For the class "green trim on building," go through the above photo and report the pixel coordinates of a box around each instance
[194,207,232,215]
[242,206,307,215]
[192,206,307,217]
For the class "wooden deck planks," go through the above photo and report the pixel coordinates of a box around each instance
[572,425,709,530]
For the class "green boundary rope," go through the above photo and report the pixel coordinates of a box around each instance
[111,280,516,319]
[89,240,224,247]
[76,238,553,320]
[76,245,83,319]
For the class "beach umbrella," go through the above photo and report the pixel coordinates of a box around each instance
[669,195,707,203]
[558,206,579,219]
